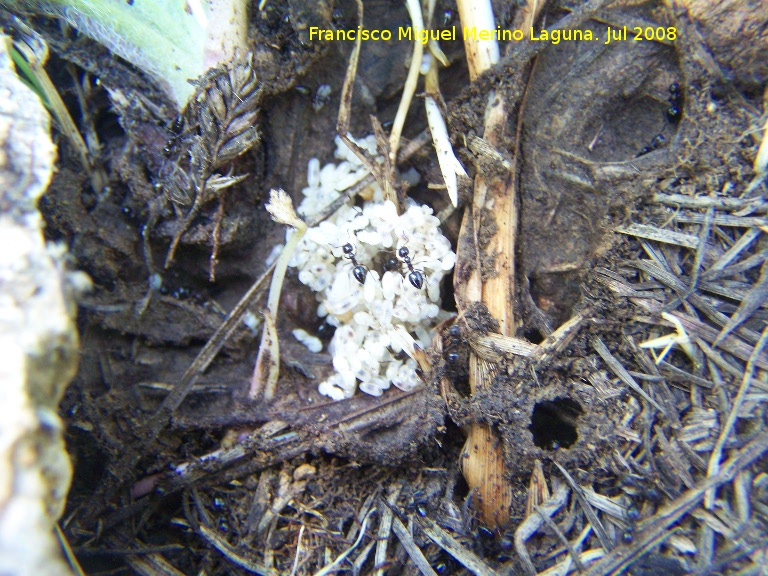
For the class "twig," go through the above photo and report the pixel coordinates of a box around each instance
[374,485,401,576]
[335,0,396,204]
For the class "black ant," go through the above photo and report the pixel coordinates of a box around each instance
[341,243,367,285]
[620,502,640,544]
[383,256,399,273]
[162,114,185,157]
[397,246,424,289]
[443,324,463,363]
[666,82,682,123]
[636,133,666,157]
[636,82,681,157]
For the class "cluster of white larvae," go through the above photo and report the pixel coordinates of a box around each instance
[287,135,455,400]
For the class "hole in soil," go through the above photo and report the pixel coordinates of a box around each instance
[524,328,544,344]
[441,274,457,312]
[529,397,583,450]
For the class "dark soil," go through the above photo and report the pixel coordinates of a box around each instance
[10,0,768,573]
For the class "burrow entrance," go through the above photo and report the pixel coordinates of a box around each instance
[529,397,583,450]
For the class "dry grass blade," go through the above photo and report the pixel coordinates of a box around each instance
[593,267,647,298]
[534,506,585,574]
[552,463,613,552]
[652,193,768,212]
[469,332,537,362]
[695,337,768,393]
[713,259,768,347]
[705,227,761,274]
[249,189,307,400]
[289,525,305,576]
[55,524,86,576]
[616,223,700,249]
[313,509,375,576]
[633,259,763,345]
[514,481,571,576]
[415,515,497,576]
[198,525,278,575]
[581,431,768,576]
[250,308,279,400]
[686,204,714,295]
[669,312,768,370]
[539,549,605,576]
[346,492,379,545]
[705,325,768,508]
[9,31,105,194]
[123,554,187,576]
[531,310,589,364]
[591,337,667,415]
[389,0,425,164]
[374,485,401,576]
[390,516,437,576]
[468,135,513,171]
[581,488,629,523]
[705,251,768,281]
[526,460,551,517]
[352,541,376,576]
[672,213,767,227]
[658,360,714,389]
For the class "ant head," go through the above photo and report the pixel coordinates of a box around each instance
[331,231,359,254]
[398,246,410,259]
[384,257,399,272]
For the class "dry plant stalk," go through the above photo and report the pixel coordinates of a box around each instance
[454,0,515,527]
[249,189,307,400]
[336,0,397,206]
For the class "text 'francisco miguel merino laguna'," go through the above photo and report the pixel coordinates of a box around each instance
[308,26,596,44]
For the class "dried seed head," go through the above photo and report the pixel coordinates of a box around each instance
[265,189,304,229]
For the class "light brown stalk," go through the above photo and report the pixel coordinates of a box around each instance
[454,0,515,528]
